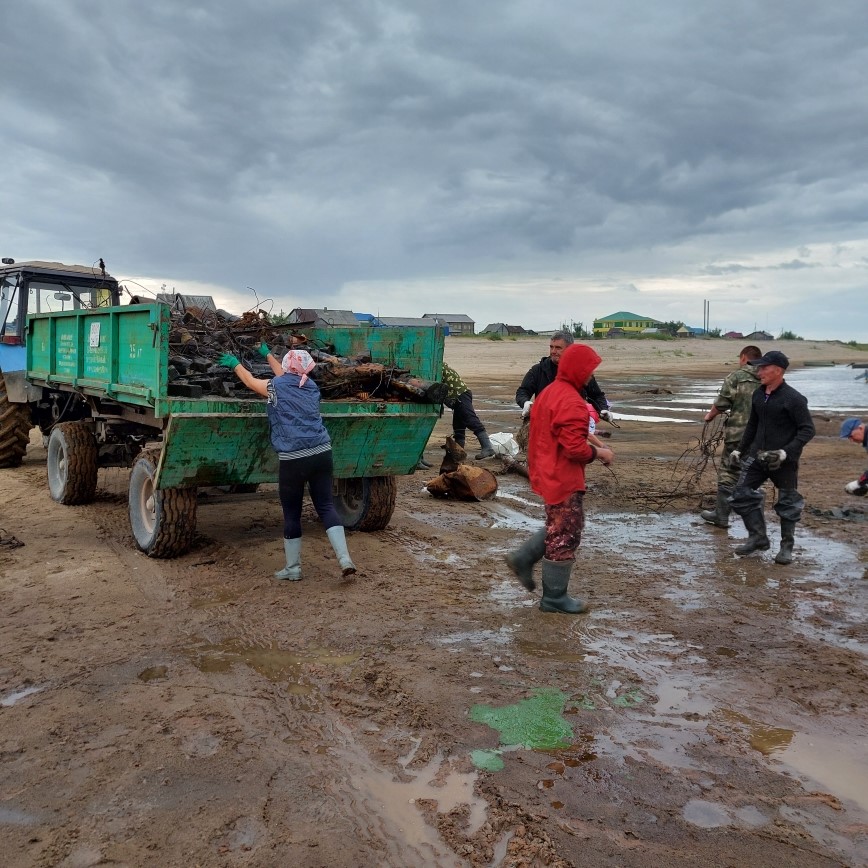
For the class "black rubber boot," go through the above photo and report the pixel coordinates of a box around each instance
[475,430,496,459]
[774,520,796,565]
[505,529,546,590]
[735,509,770,555]
[700,486,732,528]
[539,558,587,614]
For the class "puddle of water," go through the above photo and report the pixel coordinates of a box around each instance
[733,804,770,828]
[516,636,586,663]
[333,732,488,865]
[488,579,536,608]
[609,413,696,423]
[585,512,866,655]
[775,732,868,813]
[0,806,40,826]
[470,688,573,756]
[436,627,514,648]
[495,491,542,511]
[138,666,169,682]
[183,638,358,693]
[683,798,732,829]
[653,676,714,718]
[190,588,241,609]
[721,710,793,754]
[1,684,45,707]
[487,502,542,531]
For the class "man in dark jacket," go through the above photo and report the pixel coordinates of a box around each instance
[728,350,815,565]
[515,332,610,420]
[840,417,867,495]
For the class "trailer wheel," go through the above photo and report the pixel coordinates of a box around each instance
[0,372,32,468]
[332,476,397,531]
[46,422,98,504]
[129,449,197,558]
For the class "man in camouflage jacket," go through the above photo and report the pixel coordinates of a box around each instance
[441,363,496,459]
[699,346,761,527]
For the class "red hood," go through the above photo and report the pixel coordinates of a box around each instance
[555,344,601,390]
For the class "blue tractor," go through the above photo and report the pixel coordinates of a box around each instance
[0,258,121,466]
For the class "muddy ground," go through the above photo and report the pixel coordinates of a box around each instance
[1,338,867,867]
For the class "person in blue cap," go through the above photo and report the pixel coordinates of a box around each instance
[727,350,815,565]
[840,417,867,496]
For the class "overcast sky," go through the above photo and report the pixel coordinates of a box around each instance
[3,1,867,340]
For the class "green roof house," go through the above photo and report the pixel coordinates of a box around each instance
[592,311,662,337]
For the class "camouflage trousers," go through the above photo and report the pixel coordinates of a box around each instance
[544,491,585,562]
[717,442,741,490]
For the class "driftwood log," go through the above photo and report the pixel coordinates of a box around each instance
[158,305,444,403]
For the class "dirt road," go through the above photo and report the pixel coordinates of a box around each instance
[2,337,867,867]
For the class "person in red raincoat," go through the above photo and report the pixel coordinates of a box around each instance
[506,343,614,613]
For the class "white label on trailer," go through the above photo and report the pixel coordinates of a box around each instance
[89,322,101,348]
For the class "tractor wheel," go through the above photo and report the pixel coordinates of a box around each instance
[332,476,397,531]
[46,422,98,504]
[129,449,197,558]
[0,372,32,468]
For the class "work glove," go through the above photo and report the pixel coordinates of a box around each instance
[727,450,741,469]
[255,341,271,358]
[759,449,786,470]
[217,352,240,369]
[600,409,613,422]
[521,400,533,419]
[845,480,868,496]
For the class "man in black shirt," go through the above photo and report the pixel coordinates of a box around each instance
[516,332,610,418]
[728,350,815,564]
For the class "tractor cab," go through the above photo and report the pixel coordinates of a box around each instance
[1,259,121,347]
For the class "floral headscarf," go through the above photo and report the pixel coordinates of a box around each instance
[281,349,316,386]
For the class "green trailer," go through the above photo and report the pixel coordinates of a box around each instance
[25,303,444,557]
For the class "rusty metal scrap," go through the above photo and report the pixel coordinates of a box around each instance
[163,305,443,402]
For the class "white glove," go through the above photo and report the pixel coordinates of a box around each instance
[600,409,612,422]
[845,480,868,495]
[728,450,741,469]
[521,400,533,419]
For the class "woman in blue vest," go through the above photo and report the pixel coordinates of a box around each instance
[219,345,356,580]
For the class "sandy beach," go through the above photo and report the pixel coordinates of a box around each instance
[1,333,867,867]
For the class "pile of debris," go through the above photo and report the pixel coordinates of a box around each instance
[163,305,445,403]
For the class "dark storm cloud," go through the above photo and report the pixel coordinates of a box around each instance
[2,1,867,336]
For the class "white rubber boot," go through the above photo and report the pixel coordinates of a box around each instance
[275,537,302,581]
[326,526,357,577]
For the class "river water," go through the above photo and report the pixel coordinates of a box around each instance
[612,365,868,423]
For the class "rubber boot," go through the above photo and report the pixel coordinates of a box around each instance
[774,520,796,565]
[734,509,770,555]
[505,529,546,590]
[475,430,496,460]
[326,525,357,577]
[539,558,587,614]
[453,431,466,448]
[700,487,732,528]
[275,537,302,581]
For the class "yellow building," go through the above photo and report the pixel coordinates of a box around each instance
[592,311,662,337]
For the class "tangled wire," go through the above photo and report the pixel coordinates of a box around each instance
[621,415,726,511]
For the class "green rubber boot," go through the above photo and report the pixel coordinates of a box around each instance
[700,486,732,528]
[475,430,496,459]
[734,509,770,555]
[505,529,546,590]
[539,558,587,614]
[774,520,796,565]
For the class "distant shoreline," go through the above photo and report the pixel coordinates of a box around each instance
[444,336,868,382]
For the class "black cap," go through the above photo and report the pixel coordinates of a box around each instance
[749,350,789,369]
